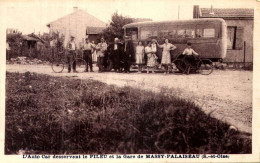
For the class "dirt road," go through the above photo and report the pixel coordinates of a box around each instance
[6,64,252,133]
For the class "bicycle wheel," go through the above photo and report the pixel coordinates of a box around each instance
[198,59,214,75]
[51,59,65,73]
[173,59,188,73]
[72,58,87,73]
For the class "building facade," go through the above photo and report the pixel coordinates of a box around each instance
[47,7,106,47]
[193,6,254,65]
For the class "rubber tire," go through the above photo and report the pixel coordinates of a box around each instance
[72,58,87,73]
[51,59,65,73]
[198,59,214,75]
[99,59,113,72]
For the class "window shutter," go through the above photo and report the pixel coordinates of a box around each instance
[235,27,244,50]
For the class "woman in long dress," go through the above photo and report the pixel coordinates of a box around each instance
[157,39,176,75]
[145,41,156,73]
[135,41,145,73]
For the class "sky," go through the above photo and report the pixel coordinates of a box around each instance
[3,0,257,34]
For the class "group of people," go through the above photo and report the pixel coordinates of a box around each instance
[65,35,199,74]
[66,36,108,73]
[135,39,199,75]
[135,38,177,74]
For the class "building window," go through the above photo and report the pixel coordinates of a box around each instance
[227,27,236,49]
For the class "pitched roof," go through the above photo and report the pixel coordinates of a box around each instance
[21,35,38,41]
[200,8,254,18]
[86,26,105,34]
[132,18,152,23]
[47,9,106,27]
[28,33,45,43]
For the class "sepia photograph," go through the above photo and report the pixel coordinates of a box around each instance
[0,0,259,162]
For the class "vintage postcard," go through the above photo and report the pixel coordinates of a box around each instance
[0,0,259,162]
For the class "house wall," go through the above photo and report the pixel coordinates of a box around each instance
[223,19,253,63]
[49,13,86,48]
[48,11,105,48]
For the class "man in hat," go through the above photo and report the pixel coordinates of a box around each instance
[82,38,96,72]
[108,37,124,72]
[96,37,107,72]
[66,36,77,73]
[124,39,135,73]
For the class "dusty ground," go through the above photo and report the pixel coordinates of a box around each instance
[6,64,252,134]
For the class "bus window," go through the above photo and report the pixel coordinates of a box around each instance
[203,28,215,38]
[158,25,177,39]
[158,29,177,39]
[185,29,195,38]
[126,28,138,40]
[177,29,195,38]
[169,30,177,38]
[140,26,158,39]
[196,29,203,38]
[177,29,185,38]
[196,28,215,38]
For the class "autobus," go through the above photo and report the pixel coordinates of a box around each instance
[123,18,227,67]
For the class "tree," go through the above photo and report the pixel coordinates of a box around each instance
[102,12,133,43]
[6,32,23,59]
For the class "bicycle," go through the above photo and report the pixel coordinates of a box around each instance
[172,54,214,75]
[51,49,87,73]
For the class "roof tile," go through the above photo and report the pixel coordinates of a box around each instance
[200,8,254,18]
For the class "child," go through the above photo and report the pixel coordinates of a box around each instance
[182,42,199,74]
[145,42,156,73]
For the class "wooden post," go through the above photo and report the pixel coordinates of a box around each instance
[243,41,246,69]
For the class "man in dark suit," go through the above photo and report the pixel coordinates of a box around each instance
[109,38,124,72]
[124,40,135,73]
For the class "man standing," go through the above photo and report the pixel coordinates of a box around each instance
[66,36,77,73]
[50,37,57,59]
[96,38,107,73]
[83,38,95,72]
[124,40,134,73]
[109,38,124,72]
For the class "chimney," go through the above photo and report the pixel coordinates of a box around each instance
[209,5,214,15]
[73,6,78,12]
[193,5,200,18]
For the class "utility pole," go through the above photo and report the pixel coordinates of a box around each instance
[178,5,180,20]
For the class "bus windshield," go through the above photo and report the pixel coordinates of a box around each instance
[125,27,138,40]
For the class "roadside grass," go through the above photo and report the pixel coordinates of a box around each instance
[5,72,251,154]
